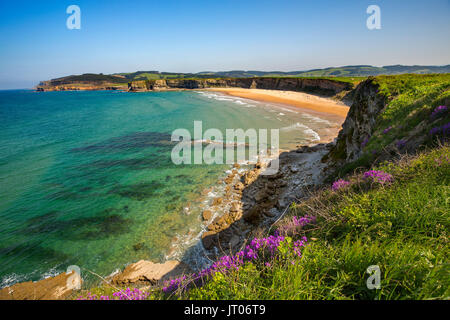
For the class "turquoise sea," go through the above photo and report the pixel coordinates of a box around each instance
[0,89,337,287]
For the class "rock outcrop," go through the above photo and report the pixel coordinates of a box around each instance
[326,77,388,162]
[110,260,191,286]
[0,270,81,300]
[199,144,333,253]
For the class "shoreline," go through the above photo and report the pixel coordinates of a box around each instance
[203,87,350,117]
[1,88,346,299]
[166,90,346,270]
[200,88,347,145]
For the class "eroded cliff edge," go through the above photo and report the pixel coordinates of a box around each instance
[37,77,354,97]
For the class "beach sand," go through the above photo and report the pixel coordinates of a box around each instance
[204,88,350,118]
[203,87,349,145]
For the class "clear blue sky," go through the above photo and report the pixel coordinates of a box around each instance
[0,0,449,89]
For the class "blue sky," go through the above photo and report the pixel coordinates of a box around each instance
[0,0,449,89]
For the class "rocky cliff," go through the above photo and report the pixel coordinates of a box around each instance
[128,77,353,96]
[326,77,388,162]
[38,77,353,96]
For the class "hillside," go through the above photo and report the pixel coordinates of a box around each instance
[71,73,449,300]
[116,65,450,80]
[35,65,450,91]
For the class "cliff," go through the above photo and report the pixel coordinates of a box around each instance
[37,77,353,96]
[325,74,449,169]
[326,77,388,162]
[129,77,353,96]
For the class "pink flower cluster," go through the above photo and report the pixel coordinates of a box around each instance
[77,287,150,300]
[332,179,350,191]
[430,105,448,119]
[162,233,309,294]
[361,137,370,148]
[78,218,314,299]
[276,215,316,236]
[430,122,450,137]
[363,170,393,184]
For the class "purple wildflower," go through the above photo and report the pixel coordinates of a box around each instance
[276,215,316,236]
[430,122,450,137]
[162,234,308,293]
[383,126,393,134]
[396,139,407,149]
[361,137,370,148]
[77,287,149,300]
[332,179,350,191]
[444,123,450,135]
[430,105,448,119]
[363,170,393,184]
[430,127,440,136]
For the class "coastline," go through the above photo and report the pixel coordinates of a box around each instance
[0,88,346,299]
[165,90,346,270]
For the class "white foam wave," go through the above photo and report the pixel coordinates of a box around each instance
[280,123,320,141]
[301,113,333,125]
[196,91,256,108]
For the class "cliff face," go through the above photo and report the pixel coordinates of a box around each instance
[326,77,388,162]
[38,77,353,96]
[137,77,353,96]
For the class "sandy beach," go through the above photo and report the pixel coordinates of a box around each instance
[204,88,350,118]
[203,87,349,145]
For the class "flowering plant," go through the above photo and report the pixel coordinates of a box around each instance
[396,139,407,149]
[363,170,393,184]
[162,233,309,294]
[77,287,150,300]
[275,215,316,236]
[332,179,350,191]
[383,126,393,134]
[430,122,450,137]
[430,105,448,119]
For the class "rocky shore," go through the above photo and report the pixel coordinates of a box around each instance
[198,142,335,256]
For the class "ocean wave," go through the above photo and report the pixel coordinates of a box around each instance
[301,113,333,125]
[280,123,321,141]
[196,92,256,108]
